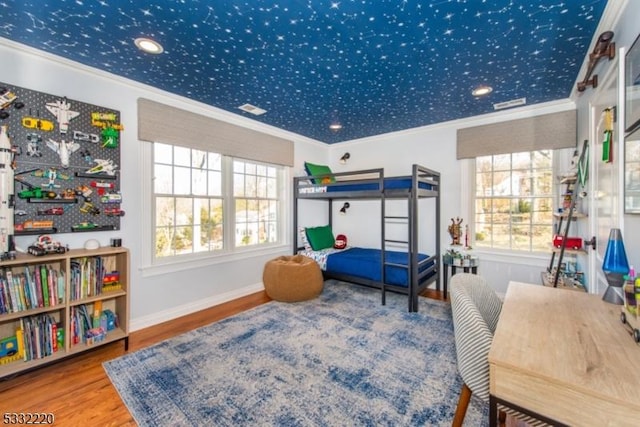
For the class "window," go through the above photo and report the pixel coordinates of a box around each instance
[474,150,554,252]
[233,160,279,247]
[153,143,283,260]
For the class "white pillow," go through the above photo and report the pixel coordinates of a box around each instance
[299,227,312,251]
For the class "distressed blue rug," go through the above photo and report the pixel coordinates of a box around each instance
[104,281,488,426]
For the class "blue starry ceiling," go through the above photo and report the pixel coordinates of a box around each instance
[0,1,608,144]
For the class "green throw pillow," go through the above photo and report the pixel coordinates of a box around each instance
[305,225,335,250]
[304,162,335,184]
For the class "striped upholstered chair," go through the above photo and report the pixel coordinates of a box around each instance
[449,273,503,426]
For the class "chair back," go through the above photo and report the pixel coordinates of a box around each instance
[450,273,503,402]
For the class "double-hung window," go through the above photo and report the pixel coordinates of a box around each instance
[474,150,554,252]
[152,142,283,260]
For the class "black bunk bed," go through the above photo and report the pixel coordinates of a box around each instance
[293,164,441,312]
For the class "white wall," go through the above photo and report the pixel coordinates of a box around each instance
[325,102,576,294]
[0,40,328,330]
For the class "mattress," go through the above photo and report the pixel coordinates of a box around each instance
[325,177,433,192]
[322,247,433,287]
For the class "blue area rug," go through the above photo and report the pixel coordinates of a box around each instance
[104,281,488,426]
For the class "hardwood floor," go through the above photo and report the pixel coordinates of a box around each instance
[0,287,524,426]
[0,291,272,426]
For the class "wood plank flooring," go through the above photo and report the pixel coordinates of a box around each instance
[0,287,522,426]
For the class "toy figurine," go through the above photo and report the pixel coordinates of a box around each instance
[448,217,463,246]
[0,125,16,259]
[45,98,79,134]
[46,138,80,168]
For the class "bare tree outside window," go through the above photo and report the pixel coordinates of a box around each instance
[474,150,553,252]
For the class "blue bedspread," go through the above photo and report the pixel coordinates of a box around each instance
[326,177,433,192]
[325,247,432,287]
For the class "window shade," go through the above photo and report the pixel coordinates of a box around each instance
[456,110,576,159]
[137,98,294,166]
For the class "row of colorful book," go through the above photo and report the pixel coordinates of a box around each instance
[20,314,61,361]
[0,266,65,315]
[70,257,106,301]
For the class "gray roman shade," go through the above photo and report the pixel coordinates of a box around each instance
[456,110,577,159]
[138,98,294,166]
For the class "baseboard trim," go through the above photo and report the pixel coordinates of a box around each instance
[129,282,265,332]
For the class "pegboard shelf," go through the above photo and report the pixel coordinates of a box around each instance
[15,228,58,236]
[74,172,117,180]
[70,224,115,233]
[26,198,78,204]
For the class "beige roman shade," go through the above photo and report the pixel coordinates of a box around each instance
[456,110,576,159]
[138,98,294,166]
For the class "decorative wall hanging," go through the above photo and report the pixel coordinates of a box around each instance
[0,82,123,239]
[577,31,616,92]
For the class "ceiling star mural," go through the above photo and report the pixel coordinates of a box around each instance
[0,0,608,143]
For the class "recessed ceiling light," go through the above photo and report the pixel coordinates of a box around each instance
[472,85,493,97]
[329,123,343,131]
[134,37,164,54]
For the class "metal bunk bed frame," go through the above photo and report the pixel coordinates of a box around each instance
[293,164,441,312]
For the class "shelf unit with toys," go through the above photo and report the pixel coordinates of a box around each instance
[0,246,129,378]
[542,140,591,291]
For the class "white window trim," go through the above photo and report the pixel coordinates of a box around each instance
[139,141,291,277]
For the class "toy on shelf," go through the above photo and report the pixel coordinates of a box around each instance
[0,335,23,365]
[71,221,115,232]
[85,159,117,176]
[15,220,55,232]
[27,234,68,256]
[25,133,43,157]
[104,207,125,217]
[21,116,54,131]
[0,125,16,260]
[36,206,64,216]
[45,98,79,134]
[0,87,24,120]
[31,167,72,189]
[620,267,640,343]
[72,130,99,144]
[448,217,463,246]
[46,138,80,168]
[553,235,584,250]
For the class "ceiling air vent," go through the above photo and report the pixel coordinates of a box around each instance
[238,103,267,115]
[493,97,526,110]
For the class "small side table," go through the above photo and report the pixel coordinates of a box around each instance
[442,255,479,297]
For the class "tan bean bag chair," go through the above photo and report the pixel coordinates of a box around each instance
[263,255,323,302]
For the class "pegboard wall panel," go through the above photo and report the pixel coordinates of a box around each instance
[1,82,122,235]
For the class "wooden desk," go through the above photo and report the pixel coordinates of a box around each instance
[489,281,640,426]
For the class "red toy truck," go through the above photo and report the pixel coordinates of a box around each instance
[553,235,583,250]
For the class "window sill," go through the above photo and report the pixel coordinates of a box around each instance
[139,244,290,277]
[467,248,549,267]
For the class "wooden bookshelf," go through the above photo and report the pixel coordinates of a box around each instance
[0,246,129,378]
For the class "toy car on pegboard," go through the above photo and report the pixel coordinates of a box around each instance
[0,87,25,119]
[27,235,68,256]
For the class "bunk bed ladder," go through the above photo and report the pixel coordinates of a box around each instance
[383,199,415,311]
